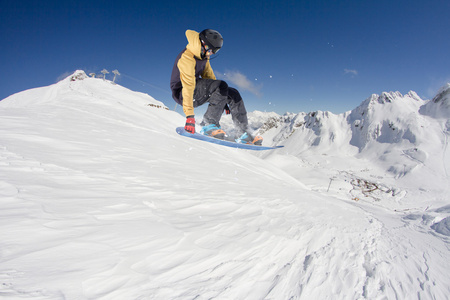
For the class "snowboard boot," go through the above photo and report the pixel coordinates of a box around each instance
[235,132,263,145]
[200,124,226,139]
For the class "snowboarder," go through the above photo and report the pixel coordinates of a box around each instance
[170,29,263,145]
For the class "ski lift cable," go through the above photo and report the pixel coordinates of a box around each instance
[121,73,171,94]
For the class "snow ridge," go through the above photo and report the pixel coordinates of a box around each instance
[420,83,450,119]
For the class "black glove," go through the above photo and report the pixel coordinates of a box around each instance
[185,115,195,134]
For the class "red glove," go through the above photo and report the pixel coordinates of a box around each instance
[224,104,231,115]
[185,116,195,134]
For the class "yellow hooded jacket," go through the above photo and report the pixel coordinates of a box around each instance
[170,30,216,117]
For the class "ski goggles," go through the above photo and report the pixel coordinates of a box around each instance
[201,40,220,54]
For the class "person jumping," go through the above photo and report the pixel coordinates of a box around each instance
[170,29,262,145]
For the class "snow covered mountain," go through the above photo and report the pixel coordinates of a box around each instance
[421,83,450,119]
[1,70,449,299]
[249,87,450,187]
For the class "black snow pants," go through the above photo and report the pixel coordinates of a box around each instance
[193,79,249,134]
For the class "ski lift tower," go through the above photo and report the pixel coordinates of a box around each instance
[112,70,120,84]
[101,69,109,80]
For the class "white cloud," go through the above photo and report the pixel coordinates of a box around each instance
[217,70,262,97]
[344,69,358,76]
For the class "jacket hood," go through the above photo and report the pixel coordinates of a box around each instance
[185,30,203,59]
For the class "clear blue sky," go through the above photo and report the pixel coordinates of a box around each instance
[1,0,449,115]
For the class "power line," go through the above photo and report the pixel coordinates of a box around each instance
[121,73,171,94]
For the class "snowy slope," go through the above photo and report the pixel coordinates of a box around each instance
[0,71,449,299]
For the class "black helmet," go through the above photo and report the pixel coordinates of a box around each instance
[199,29,223,54]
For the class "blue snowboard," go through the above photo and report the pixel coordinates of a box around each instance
[176,127,284,151]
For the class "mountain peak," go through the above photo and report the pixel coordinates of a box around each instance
[420,83,450,119]
[431,83,450,104]
[378,91,403,103]
[366,90,422,106]
[66,70,88,82]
